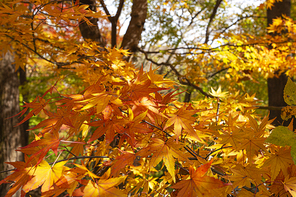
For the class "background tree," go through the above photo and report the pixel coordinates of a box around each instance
[267,0,291,125]
[3,0,296,196]
[135,0,267,100]
[135,0,296,127]
[0,52,24,197]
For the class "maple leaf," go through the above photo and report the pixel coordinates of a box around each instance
[79,91,120,114]
[22,160,67,193]
[238,115,269,161]
[132,96,165,123]
[120,109,154,144]
[262,147,293,181]
[138,138,188,182]
[283,176,296,197]
[68,138,85,158]
[146,66,175,87]
[54,169,83,196]
[121,67,168,101]
[30,106,75,136]
[164,105,201,142]
[229,164,267,189]
[110,151,137,177]
[82,177,126,197]
[209,86,228,98]
[155,90,179,108]
[217,115,247,150]
[14,96,49,126]
[0,161,31,197]
[266,126,296,164]
[273,17,284,27]
[74,163,100,180]
[269,170,290,196]
[88,118,124,144]
[171,161,225,197]
[18,133,60,165]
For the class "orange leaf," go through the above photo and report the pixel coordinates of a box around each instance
[138,138,188,182]
[164,106,200,142]
[171,161,225,197]
[18,133,60,165]
[111,151,136,177]
[15,96,49,127]
[0,161,31,197]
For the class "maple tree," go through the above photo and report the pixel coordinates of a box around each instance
[2,0,296,196]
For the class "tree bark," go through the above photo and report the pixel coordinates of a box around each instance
[120,0,147,52]
[80,0,147,54]
[0,51,24,196]
[19,67,29,146]
[184,86,194,103]
[79,0,105,46]
[267,0,291,126]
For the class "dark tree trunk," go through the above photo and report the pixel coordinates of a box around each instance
[120,0,147,52]
[0,51,24,196]
[19,67,29,146]
[267,0,291,126]
[80,0,147,55]
[79,0,105,46]
[184,86,194,103]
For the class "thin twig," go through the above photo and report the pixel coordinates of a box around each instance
[52,151,63,166]
[137,48,214,98]
[63,145,78,158]
[138,40,296,54]
[216,98,220,123]
[205,145,232,160]
[207,67,230,79]
[99,0,111,17]
[204,0,223,44]
[141,119,204,160]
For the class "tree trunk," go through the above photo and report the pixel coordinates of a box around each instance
[120,0,147,53]
[267,0,291,126]
[19,67,29,146]
[79,0,105,47]
[184,86,194,103]
[0,51,24,196]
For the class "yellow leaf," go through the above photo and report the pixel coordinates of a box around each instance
[210,86,228,98]
[23,160,67,193]
[83,177,126,197]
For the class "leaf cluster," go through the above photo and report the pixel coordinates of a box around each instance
[3,0,296,197]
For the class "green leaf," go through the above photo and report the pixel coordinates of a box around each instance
[284,78,296,105]
[291,145,296,165]
[265,126,296,146]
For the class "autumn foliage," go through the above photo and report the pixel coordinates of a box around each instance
[2,0,296,197]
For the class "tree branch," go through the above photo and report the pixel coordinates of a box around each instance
[139,40,296,55]
[204,0,223,44]
[99,0,111,18]
[219,16,266,36]
[257,106,286,110]
[188,7,206,27]
[115,0,124,21]
[137,47,214,98]
[207,67,230,79]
